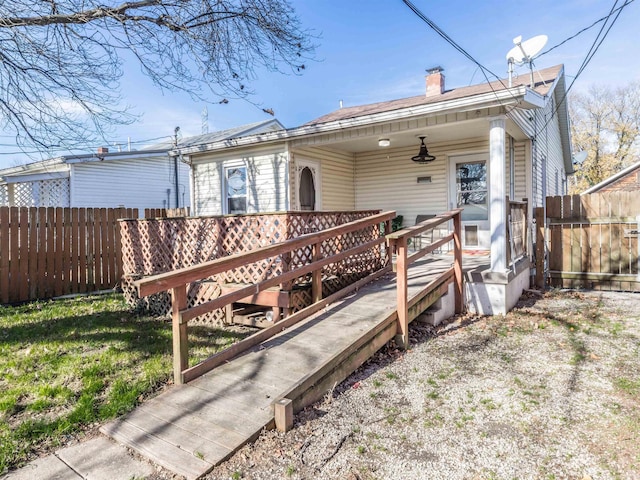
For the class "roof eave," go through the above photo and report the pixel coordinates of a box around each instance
[2,170,70,185]
[545,66,574,174]
[582,160,640,194]
[63,149,169,164]
[176,87,530,156]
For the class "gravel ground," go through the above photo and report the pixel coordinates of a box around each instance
[191,290,640,480]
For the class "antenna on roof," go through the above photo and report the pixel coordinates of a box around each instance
[201,107,209,135]
[505,34,547,87]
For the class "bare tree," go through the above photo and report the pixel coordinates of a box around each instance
[570,82,640,193]
[0,0,314,153]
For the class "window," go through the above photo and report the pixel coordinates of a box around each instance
[224,166,247,214]
[299,166,316,210]
[455,161,488,221]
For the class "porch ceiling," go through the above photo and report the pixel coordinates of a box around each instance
[292,114,526,154]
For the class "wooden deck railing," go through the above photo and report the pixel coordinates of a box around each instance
[386,209,464,348]
[120,210,383,321]
[135,211,396,384]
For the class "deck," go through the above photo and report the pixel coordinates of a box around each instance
[101,255,456,479]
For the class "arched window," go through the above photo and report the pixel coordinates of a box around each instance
[299,166,316,211]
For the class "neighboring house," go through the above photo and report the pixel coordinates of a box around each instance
[176,64,573,314]
[0,119,284,213]
[0,148,189,212]
[582,160,640,194]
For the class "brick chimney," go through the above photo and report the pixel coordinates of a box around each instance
[425,66,445,97]
[97,146,109,155]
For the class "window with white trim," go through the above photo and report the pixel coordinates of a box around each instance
[224,165,247,214]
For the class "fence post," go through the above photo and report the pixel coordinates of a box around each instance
[311,241,322,303]
[171,285,189,385]
[453,211,464,314]
[395,237,409,349]
[535,207,545,288]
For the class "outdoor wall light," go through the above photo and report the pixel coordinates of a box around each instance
[378,138,391,147]
[411,136,436,163]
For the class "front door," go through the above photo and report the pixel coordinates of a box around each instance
[449,153,490,249]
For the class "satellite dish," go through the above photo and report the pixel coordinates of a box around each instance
[505,34,548,87]
[572,151,588,165]
[506,34,548,64]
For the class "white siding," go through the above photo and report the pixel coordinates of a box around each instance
[191,144,288,216]
[514,140,527,201]
[192,161,222,215]
[530,96,565,207]
[292,147,355,210]
[70,155,190,211]
[354,138,488,227]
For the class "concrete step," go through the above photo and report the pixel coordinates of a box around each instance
[416,282,455,326]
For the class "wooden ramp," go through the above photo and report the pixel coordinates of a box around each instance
[101,257,454,479]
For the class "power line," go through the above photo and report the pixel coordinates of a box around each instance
[538,0,635,58]
[538,0,630,133]
[401,0,523,115]
[0,134,174,156]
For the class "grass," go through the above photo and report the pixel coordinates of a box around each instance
[0,294,250,473]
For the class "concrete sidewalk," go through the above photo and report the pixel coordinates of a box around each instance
[1,437,157,480]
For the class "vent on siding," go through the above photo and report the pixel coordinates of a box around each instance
[417,176,432,184]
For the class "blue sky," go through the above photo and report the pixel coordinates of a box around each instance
[0,0,638,168]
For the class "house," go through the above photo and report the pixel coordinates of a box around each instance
[0,119,283,213]
[174,64,573,314]
[581,160,640,194]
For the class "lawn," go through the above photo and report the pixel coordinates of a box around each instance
[0,294,250,473]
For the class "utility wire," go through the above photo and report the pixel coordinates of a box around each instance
[0,134,174,156]
[538,0,635,58]
[401,0,524,115]
[538,0,629,133]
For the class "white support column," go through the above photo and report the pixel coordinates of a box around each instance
[489,116,507,273]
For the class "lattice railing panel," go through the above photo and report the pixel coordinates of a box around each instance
[39,178,70,207]
[13,182,35,207]
[8,179,70,207]
[0,184,7,206]
[120,211,383,322]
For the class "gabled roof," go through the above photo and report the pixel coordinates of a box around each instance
[306,65,562,125]
[582,160,640,194]
[176,64,568,158]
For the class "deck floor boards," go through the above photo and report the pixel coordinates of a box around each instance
[101,256,462,479]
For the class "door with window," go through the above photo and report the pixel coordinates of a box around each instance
[224,165,247,214]
[296,159,321,211]
[449,153,490,249]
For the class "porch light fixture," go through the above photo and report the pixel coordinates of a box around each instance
[378,138,390,147]
[411,136,436,163]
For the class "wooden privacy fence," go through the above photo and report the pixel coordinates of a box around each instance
[536,192,640,291]
[134,211,396,384]
[119,211,383,323]
[144,207,190,219]
[0,207,138,304]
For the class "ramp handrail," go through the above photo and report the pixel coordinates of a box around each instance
[386,209,464,347]
[135,210,396,384]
